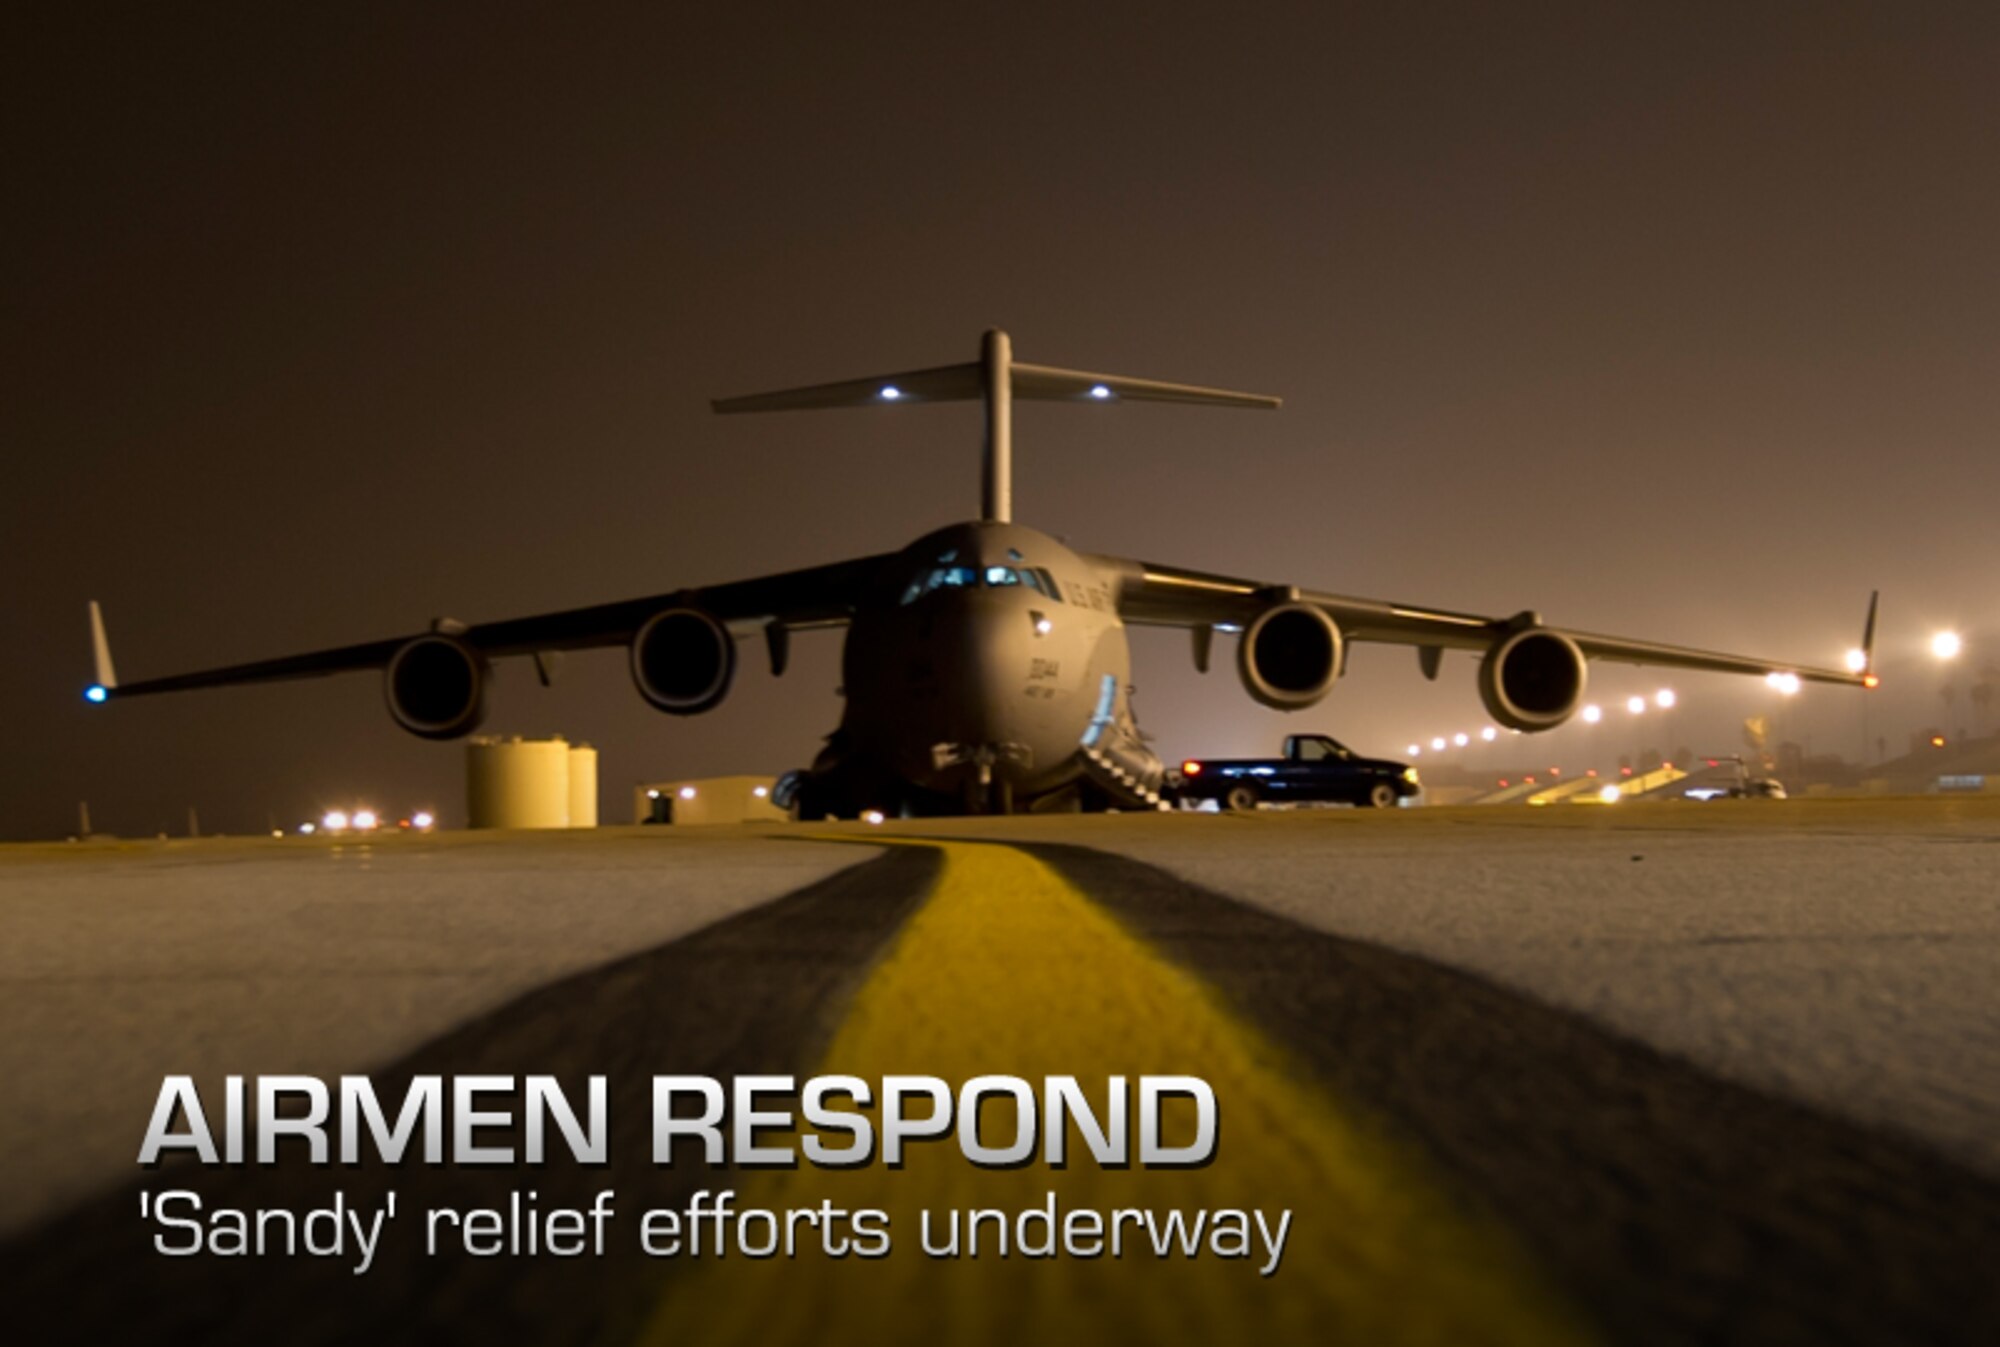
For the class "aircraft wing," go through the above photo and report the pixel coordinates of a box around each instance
[86,554,895,700]
[1097,556,1874,687]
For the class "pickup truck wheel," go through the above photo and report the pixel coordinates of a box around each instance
[1364,782,1399,809]
[1224,784,1261,813]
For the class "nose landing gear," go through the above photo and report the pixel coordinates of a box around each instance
[933,742,1030,816]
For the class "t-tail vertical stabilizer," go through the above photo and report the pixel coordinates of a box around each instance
[709,329,1279,524]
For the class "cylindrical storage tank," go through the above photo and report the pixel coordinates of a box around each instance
[566,744,599,828]
[466,736,572,829]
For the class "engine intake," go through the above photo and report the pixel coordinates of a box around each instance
[384,634,488,739]
[631,607,735,714]
[1238,602,1343,711]
[1478,627,1587,731]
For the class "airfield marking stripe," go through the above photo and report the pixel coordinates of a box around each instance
[638,837,1593,1347]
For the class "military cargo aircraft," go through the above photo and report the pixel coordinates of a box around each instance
[85,330,1877,816]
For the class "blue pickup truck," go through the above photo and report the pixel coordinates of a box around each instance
[1172,734,1421,811]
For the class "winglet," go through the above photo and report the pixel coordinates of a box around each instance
[1860,590,1880,685]
[88,600,117,698]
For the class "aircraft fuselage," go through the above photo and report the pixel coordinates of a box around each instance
[833,520,1144,811]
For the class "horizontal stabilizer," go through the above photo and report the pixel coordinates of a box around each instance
[710,329,1278,524]
[1011,362,1279,408]
[713,362,983,412]
[712,351,1280,413]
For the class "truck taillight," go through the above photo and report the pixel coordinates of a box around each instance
[1182,760,1203,776]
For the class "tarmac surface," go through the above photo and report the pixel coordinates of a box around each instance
[3,797,1997,1345]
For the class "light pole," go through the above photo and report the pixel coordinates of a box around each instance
[1846,647,1870,763]
[1934,630,1963,742]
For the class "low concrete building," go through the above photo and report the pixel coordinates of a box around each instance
[634,776,787,825]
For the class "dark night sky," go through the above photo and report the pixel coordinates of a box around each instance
[7,3,1997,838]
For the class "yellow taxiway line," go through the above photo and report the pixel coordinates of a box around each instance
[641,837,1591,1346]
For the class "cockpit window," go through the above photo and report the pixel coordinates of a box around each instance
[901,563,1059,604]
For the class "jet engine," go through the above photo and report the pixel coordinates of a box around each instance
[631,607,735,714]
[1237,602,1343,711]
[1478,627,1587,731]
[384,634,489,739]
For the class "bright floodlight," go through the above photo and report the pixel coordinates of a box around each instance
[1581,704,1602,724]
[1599,785,1623,804]
[678,786,696,800]
[752,785,769,798]
[353,809,379,831]
[1932,630,1962,660]
[322,811,349,832]
[1654,688,1677,710]
[411,811,435,830]
[1089,384,1112,399]
[85,684,108,703]
[1765,671,1802,696]
[862,810,886,825]
[298,822,316,835]
[1844,648,1869,673]
[879,385,903,401]
[1453,733,1469,747]
[1431,737,1447,752]
[1480,726,1498,742]
[1626,695,1646,715]
[1034,617,1053,634]
[1408,744,1422,757]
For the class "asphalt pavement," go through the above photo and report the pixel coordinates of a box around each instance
[3,798,1995,1345]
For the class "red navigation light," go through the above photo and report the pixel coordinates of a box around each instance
[1550,767,1561,776]
[1621,766,1633,776]
[1497,779,1509,788]
[1587,769,1598,777]
[1706,759,1718,767]
[1524,776,1537,785]
[1182,760,1203,776]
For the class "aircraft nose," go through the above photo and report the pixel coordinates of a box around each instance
[927,593,1036,745]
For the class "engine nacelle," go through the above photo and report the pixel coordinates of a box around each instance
[384,634,488,739]
[1237,602,1343,711]
[1478,627,1587,732]
[631,607,735,715]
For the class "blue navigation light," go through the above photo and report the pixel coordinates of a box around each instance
[85,684,108,703]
